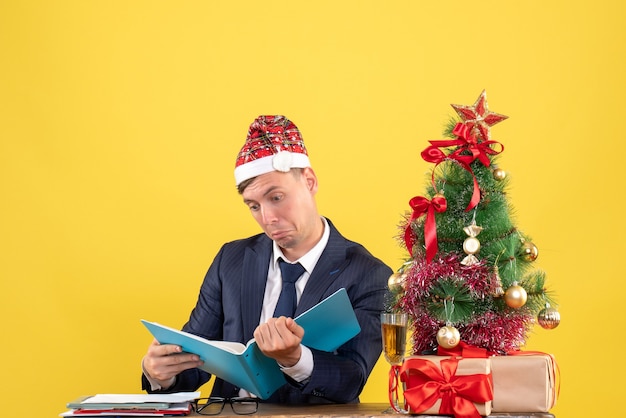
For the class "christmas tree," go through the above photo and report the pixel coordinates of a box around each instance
[389,90,560,356]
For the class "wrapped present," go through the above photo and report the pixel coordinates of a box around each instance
[490,352,558,412]
[397,356,493,418]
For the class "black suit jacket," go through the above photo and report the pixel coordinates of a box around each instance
[143,219,392,404]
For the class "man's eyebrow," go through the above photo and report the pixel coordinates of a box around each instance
[243,185,280,205]
[262,185,280,196]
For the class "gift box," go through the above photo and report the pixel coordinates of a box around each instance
[490,353,557,412]
[398,355,493,418]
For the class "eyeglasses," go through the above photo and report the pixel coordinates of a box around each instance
[193,397,259,415]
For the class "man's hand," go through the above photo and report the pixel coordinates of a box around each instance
[142,338,204,389]
[254,317,304,368]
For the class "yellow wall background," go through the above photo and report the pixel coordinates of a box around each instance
[1,1,624,416]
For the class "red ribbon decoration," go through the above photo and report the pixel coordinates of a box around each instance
[437,341,492,358]
[388,365,402,413]
[399,357,493,418]
[420,122,504,212]
[421,143,479,213]
[448,123,503,167]
[404,195,447,262]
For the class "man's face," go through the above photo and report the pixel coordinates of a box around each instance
[242,168,321,260]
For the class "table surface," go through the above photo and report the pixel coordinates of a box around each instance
[184,402,555,417]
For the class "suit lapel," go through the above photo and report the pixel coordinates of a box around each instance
[241,236,272,339]
[296,221,348,315]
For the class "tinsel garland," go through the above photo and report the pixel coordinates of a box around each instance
[401,253,495,298]
[398,253,535,354]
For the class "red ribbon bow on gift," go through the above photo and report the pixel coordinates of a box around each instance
[404,194,447,262]
[399,357,493,418]
[421,122,504,212]
[437,341,493,358]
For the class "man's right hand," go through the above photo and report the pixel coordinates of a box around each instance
[142,338,204,389]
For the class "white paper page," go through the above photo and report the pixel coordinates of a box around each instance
[81,391,200,404]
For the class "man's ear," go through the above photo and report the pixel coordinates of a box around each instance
[302,167,318,193]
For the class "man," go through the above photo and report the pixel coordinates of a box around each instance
[142,115,392,404]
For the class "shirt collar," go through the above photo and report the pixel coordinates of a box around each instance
[272,217,330,274]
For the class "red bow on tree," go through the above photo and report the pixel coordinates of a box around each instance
[404,195,447,262]
[420,122,504,212]
[448,123,503,167]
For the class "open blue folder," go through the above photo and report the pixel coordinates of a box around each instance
[141,288,360,399]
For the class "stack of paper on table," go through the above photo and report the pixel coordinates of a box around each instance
[60,392,200,416]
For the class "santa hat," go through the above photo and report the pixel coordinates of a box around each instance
[234,115,310,186]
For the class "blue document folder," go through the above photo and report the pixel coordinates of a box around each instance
[141,288,360,399]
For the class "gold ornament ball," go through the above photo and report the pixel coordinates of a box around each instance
[504,283,528,308]
[493,168,507,181]
[388,273,406,291]
[436,325,460,349]
[538,305,561,329]
[520,241,539,262]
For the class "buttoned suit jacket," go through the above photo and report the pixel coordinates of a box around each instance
[143,218,392,404]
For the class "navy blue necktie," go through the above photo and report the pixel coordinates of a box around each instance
[273,259,305,318]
